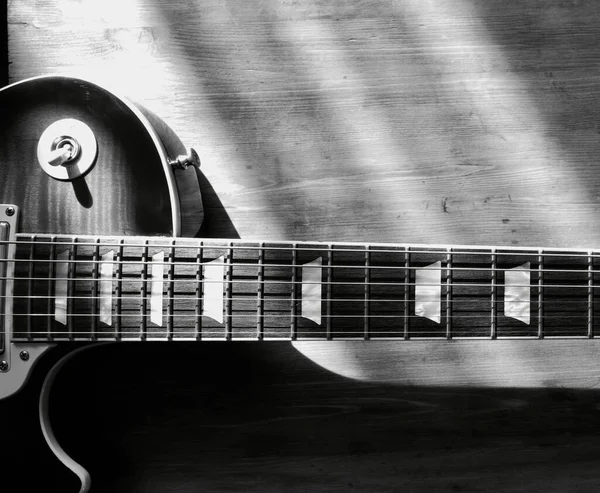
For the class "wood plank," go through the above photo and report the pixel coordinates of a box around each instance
[6,1,600,492]
[7,0,600,247]
[7,342,600,492]
[0,1,6,86]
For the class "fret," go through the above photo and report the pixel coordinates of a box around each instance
[594,253,600,337]
[72,239,95,339]
[26,236,36,340]
[326,246,332,340]
[166,241,175,340]
[326,245,364,339]
[261,243,293,339]
[12,238,32,341]
[367,246,406,339]
[91,239,100,339]
[490,249,497,339]
[448,248,493,338]
[47,238,56,338]
[290,244,298,340]
[114,239,124,339]
[542,251,588,337]
[140,241,149,340]
[12,235,49,340]
[404,249,410,340]
[225,244,233,340]
[115,241,138,339]
[538,251,543,339]
[588,251,594,338]
[195,243,203,340]
[169,242,197,339]
[445,249,452,339]
[67,238,77,340]
[364,246,371,340]
[226,243,261,339]
[257,242,265,340]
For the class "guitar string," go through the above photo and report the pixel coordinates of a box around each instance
[4,294,593,304]
[4,242,599,286]
[0,275,595,289]
[13,322,592,338]
[11,330,593,338]
[4,255,600,276]
[5,238,596,332]
[11,335,591,339]
[7,236,600,258]
[13,301,592,334]
[10,313,594,319]
[13,334,580,338]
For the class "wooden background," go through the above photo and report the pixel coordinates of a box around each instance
[5,0,600,491]
[8,0,600,248]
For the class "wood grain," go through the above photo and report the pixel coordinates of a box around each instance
[8,0,600,246]
[6,1,600,491]
[0,77,174,236]
[0,2,6,86]
[9,343,600,492]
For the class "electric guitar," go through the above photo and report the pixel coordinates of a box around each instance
[2,75,600,492]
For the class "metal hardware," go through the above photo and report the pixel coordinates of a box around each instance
[169,148,201,170]
[19,350,29,361]
[0,205,17,356]
[0,361,7,372]
[47,136,81,167]
[37,119,98,181]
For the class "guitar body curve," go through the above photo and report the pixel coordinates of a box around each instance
[0,75,180,238]
[0,75,189,395]
[0,76,194,492]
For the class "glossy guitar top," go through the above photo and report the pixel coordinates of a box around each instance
[0,75,179,237]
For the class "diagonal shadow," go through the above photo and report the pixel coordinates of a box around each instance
[150,0,600,249]
[473,0,600,215]
[4,341,600,492]
[0,2,6,87]
[156,2,411,243]
[137,105,240,239]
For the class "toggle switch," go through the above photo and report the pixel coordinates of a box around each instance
[37,119,97,181]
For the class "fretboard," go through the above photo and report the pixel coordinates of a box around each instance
[9,234,600,341]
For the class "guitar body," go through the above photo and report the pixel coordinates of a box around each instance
[0,75,186,491]
[0,76,177,237]
[3,76,600,492]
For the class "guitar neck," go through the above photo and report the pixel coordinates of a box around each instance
[9,233,600,342]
